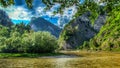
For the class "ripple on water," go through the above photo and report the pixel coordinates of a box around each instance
[40,55,78,58]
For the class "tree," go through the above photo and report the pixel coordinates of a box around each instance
[29,31,58,53]
[1,31,22,53]
[11,22,31,34]
[0,25,10,37]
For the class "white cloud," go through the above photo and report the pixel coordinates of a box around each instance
[0,6,31,20]
[58,5,77,28]
[63,5,77,17]
[10,7,31,20]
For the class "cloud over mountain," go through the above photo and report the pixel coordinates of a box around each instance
[0,0,77,27]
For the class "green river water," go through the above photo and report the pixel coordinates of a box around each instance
[0,55,83,68]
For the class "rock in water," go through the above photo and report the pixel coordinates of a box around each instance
[30,17,62,38]
[0,9,13,27]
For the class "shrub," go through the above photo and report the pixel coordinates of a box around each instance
[1,32,22,53]
[29,32,58,53]
[0,31,58,53]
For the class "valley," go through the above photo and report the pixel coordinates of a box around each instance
[0,0,120,68]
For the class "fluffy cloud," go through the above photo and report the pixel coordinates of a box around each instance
[0,6,31,20]
[9,7,31,20]
[58,5,77,28]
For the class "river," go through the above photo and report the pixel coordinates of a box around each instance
[0,55,82,68]
[0,51,119,68]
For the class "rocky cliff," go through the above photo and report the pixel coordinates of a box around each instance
[30,17,62,38]
[59,12,106,49]
[94,14,106,32]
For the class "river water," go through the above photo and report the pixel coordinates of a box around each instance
[0,55,82,68]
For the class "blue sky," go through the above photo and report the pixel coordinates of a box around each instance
[0,0,78,27]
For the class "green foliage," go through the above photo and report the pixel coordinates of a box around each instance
[0,25,9,37]
[0,0,14,7]
[0,24,58,53]
[62,25,74,41]
[0,0,118,15]
[0,0,33,8]
[25,0,33,8]
[11,23,31,34]
[80,41,89,50]
[2,32,22,53]
[0,0,99,15]
[0,53,63,58]
[26,31,58,53]
[74,0,99,24]
[42,0,80,13]
[80,4,120,51]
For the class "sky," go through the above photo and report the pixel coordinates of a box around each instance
[0,0,78,28]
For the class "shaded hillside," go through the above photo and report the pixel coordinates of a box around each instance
[0,9,13,27]
[30,17,62,38]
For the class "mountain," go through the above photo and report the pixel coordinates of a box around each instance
[0,9,13,27]
[59,12,106,49]
[30,17,62,38]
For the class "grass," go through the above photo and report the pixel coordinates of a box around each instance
[59,50,120,57]
[0,53,63,58]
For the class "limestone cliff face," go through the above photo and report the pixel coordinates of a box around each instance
[30,17,62,38]
[94,14,106,32]
[0,9,13,27]
[60,12,106,49]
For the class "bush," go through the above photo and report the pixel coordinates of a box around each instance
[25,32,58,53]
[34,32,58,53]
[1,32,22,53]
[0,31,58,53]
